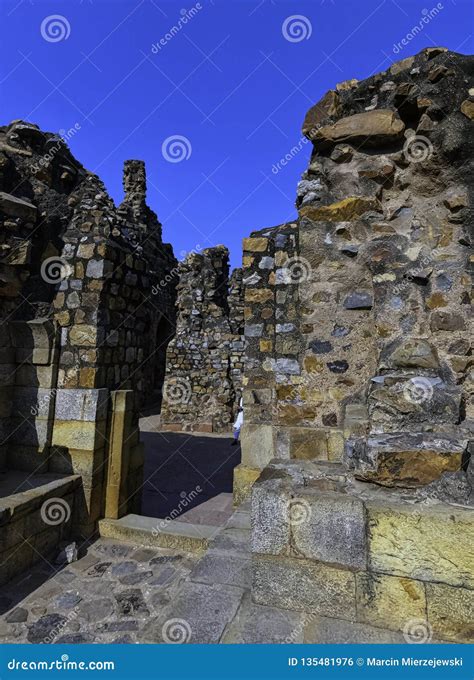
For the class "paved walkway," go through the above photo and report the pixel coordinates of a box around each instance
[0,502,306,644]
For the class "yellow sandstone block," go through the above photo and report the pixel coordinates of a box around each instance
[426,582,474,643]
[242,237,268,252]
[356,572,426,632]
[368,502,474,588]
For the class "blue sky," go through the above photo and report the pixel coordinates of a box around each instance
[0,0,472,268]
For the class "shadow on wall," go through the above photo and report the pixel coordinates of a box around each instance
[140,431,240,520]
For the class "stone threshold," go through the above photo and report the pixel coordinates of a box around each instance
[98,513,220,553]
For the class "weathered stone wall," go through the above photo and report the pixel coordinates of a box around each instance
[0,121,177,537]
[240,48,473,642]
[161,246,245,433]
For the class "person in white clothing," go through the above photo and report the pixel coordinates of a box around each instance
[231,395,243,446]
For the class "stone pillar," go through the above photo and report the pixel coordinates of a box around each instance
[8,319,59,472]
[104,390,143,519]
[51,387,108,536]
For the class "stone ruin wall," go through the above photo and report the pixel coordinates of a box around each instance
[160,246,245,433]
[0,121,177,559]
[237,47,474,642]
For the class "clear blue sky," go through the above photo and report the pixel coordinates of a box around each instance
[0,0,472,268]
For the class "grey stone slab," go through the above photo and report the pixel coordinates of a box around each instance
[226,511,251,530]
[253,554,356,621]
[114,589,150,617]
[54,388,108,422]
[190,552,251,588]
[27,613,68,643]
[291,490,367,570]
[304,615,407,643]
[75,597,115,624]
[210,528,250,554]
[222,592,305,643]
[141,582,244,644]
[130,548,159,562]
[111,561,138,577]
[119,570,153,585]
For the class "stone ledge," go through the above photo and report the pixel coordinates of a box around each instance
[99,514,219,553]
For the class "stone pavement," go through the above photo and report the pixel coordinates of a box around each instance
[0,500,407,644]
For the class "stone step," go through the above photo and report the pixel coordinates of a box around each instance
[98,513,220,553]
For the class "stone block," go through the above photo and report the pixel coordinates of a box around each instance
[141,581,244,644]
[222,592,305,643]
[242,237,268,252]
[349,432,466,487]
[233,464,261,505]
[241,424,274,469]
[14,363,57,388]
[251,480,290,556]
[68,324,102,347]
[190,552,251,588]
[49,446,105,480]
[54,388,108,422]
[253,554,356,621]
[8,417,51,448]
[9,319,57,350]
[300,197,381,222]
[290,428,328,460]
[356,572,426,632]
[52,420,107,451]
[426,582,474,643]
[304,615,406,643]
[292,490,367,569]
[368,501,474,588]
[11,387,56,420]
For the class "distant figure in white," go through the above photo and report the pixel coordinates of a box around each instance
[231,395,243,446]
